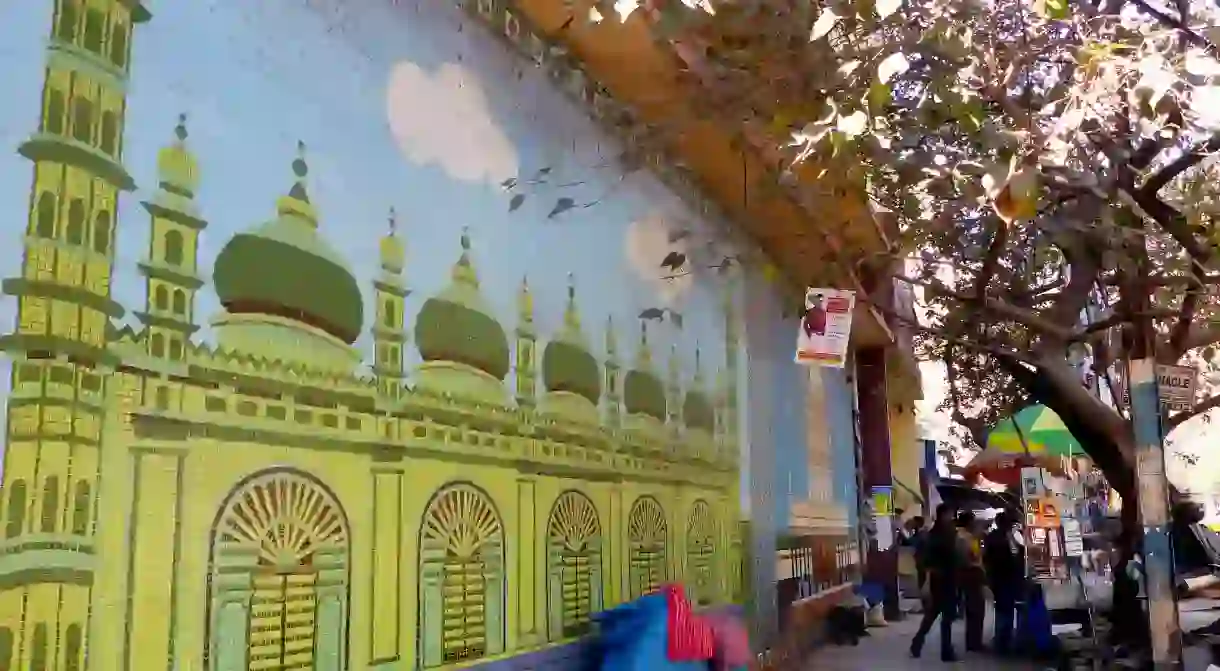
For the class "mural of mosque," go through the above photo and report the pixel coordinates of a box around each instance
[0,0,743,669]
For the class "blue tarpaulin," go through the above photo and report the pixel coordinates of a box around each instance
[593,593,709,671]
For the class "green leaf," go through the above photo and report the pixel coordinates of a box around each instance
[867,83,892,113]
[1034,0,1068,20]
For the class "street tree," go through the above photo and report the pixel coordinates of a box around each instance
[590,0,1220,532]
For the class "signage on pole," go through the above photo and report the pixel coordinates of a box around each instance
[1115,363,1198,413]
[795,288,855,367]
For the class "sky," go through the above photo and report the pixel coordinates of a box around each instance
[0,0,741,394]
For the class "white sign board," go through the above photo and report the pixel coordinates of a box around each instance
[795,288,855,368]
[1062,518,1084,557]
[1115,363,1198,413]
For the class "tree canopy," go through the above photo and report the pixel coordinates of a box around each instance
[593,0,1220,504]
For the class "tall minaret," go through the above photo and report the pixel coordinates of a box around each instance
[372,207,409,400]
[721,284,740,464]
[667,343,683,435]
[0,0,149,667]
[603,316,622,427]
[515,276,537,407]
[137,115,206,362]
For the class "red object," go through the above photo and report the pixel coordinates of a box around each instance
[706,612,750,670]
[803,305,826,337]
[663,584,715,661]
[962,452,1069,487]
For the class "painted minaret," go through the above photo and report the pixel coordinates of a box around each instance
[667,343,683,435]
[603,316,621,427]
[515,276,537,406]
[137,115,206,362]
[721,283,740,463]
[0,0,150,668]
[373,207,409,401]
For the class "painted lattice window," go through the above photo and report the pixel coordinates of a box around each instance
[419,484,505,668]
[209,470,349,671]
[628,497,667,599]
[546,491,602,640]
[686,500,716,606]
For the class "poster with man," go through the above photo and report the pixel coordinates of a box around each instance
[795,287,856,367]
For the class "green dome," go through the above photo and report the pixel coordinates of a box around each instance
[542,340,601,403]
[683,390,715,431]
[212,145,363,344]
[413,229,510,380]
[624,369,666,419]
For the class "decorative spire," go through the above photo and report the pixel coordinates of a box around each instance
[605,315,618,359]
[174,113,188,142]
[517,276,534,325]
[289,141,310,203]
[379,206,405,274]
[636,320,652,368]
[693,345,704,386]
[155,112,200,196]
[668,343,681,385]
[450,227,479,287]
[563,272,582,334]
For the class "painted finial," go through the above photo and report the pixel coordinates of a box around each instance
[388,206,398,234]
[175,113,188,141]
[460,226,471,251]
[293,141,309,178]
[567,272,576,302]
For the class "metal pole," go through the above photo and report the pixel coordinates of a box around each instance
[1128,357,1182,670]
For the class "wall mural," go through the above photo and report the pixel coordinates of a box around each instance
[0,0,745,669]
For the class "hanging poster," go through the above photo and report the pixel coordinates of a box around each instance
[795,288,856,367]
[1113,362,1198,413]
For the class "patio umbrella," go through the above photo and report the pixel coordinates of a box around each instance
[963,405,1083,486]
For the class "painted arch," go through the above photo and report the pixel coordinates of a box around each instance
[205,468,351,671]
[685,499,717,605]
[627,496,667,599]
[545,490,603,640]
[417,482,506,668]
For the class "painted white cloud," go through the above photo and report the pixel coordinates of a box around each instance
[385,61,519,186]
[625,211,693,306]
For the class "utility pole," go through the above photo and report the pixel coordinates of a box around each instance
[1128,357,1182,670]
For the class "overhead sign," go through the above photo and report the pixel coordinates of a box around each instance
[1114,363,1198,413]
[795,288,855,368]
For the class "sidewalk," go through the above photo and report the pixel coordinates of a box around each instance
[803,606,1040,670]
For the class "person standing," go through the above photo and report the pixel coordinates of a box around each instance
[910,504,962,662]
[902,515,929,590]
[956,511,987,652]
[984,510,1025,654]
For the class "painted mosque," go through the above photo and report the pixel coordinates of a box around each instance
[0,0,743,670]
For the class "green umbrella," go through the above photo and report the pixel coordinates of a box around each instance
[987,404,1084,458]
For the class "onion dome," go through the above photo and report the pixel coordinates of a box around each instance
[683,347,715,431]
[212,143,363,344]
[414,228,510,379]
[541,274,601,404]
[624,321,667,419]
[380,207,405,274]
[156,114,200,196]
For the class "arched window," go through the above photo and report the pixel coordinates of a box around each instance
[82,8,104,53]
[71,481,90,535]
[172,289,186,315]
[163,229,184,266]
[34,192,56,238]
[66,199,85,245]
[169,338,184,361]
[56,0,78,43]
[72,97,93,144]
[154,286,169,311]
[30,623,47,671]
[150,333,165,357]
[383,299,396,328]
[93,211,111,254]
[0,626,13,671]
[110,23,128,68]
[5,480,26,538]
[64,624,82,671]
[40,476,59,533]
[46,89,66,135]
[100,110,117,155]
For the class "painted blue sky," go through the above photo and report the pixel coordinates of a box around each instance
[0,0,739,390]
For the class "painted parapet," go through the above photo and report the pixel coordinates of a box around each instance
[0,1,750,669]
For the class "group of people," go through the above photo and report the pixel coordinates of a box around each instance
[901,503,1026,662]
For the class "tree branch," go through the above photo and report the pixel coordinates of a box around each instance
[895,274,1075,340]
[1141,135,1220,196]
[1167,393,1220,431]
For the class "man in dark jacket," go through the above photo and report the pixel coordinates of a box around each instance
[984,510,1025,654]
[911,504,962,662]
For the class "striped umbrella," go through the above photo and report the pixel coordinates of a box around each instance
[964,405,1084,486]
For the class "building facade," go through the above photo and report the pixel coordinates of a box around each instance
[0,1,765,669]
